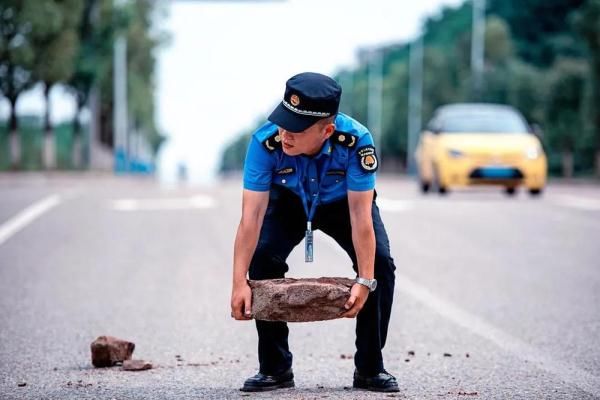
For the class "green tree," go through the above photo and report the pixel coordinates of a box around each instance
[68,0,110,168]
[574,0,600,177]
[0,1,36,169]
[93,0,167,158]
[545,58,588,177]
[488,0,586,66]
[484,16,512,65]
[30,0,83,169]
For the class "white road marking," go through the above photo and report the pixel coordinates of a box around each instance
[376,197,413,212]
[319,234,600,396]
[111,194,216,211]
[397,276,600,396]
[552,195,600,211]
[0,194,62,247]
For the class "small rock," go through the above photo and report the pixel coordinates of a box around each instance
[122,359,153,371]
[408,350,415,356]
[458,391,478,396]
[443,352,452,357]
[17,381,26,387]
[466,353,470,358]
[404,359,410,362]
[91,336,135,368]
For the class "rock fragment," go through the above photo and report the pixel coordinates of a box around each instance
[122,359,153,371]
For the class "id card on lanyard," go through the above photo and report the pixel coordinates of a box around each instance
[297,156,332,262]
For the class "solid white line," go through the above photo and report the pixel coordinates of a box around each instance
[318,234,600,396]
[398,276,600,396]
[0,194,62,247]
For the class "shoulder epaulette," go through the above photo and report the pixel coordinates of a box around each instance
[332,131,358,148]
[262,131,282,152]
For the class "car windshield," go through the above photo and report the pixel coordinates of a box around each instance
[439,110,528,133]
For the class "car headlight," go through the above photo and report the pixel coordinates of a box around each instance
[525,146,541,160]
[448,149,465,158]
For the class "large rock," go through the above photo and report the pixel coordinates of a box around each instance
[90,336,135,368]
[248,277,354,322]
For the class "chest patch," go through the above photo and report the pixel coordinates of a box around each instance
[276,167,295,175]
[357,145,378,172]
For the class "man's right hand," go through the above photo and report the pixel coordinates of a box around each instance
[231,281,253,320]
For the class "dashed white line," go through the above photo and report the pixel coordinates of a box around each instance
[110,194,216,211]
[552,195,600,211]
[376,197,413,212]
[0,194,62,247]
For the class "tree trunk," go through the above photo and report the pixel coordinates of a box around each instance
[71,100,84,169]
[593,56,600,178]
[9,97,20,170]
[561,150,574,179]
[43,83,56,170]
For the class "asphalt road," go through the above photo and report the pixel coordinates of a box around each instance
[0,173,599,400]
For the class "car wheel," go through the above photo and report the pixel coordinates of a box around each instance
[529,188,543,196]
[431,164,448,195]
[504,187,517,196]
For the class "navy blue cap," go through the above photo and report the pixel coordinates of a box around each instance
[268,72,342,133]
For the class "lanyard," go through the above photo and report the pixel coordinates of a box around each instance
[296,154,332,262]
[297,155,332,223]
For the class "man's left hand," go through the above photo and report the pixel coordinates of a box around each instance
[341,283,370,318]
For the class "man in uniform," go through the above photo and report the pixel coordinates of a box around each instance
[230,72,398,393]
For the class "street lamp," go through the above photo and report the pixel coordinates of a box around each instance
[367,47,383,161]
[471,0,486,99]
[408,34,423,176]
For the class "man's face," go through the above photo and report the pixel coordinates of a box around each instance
[278,121,335,156]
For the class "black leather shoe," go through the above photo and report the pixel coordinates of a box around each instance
[353,369,399,392]
[240,368,294,392]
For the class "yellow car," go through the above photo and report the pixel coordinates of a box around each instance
[415,103,547,196]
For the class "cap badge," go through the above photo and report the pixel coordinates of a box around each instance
[290,94,300,107]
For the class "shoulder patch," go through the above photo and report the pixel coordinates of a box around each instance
[357,145,378,172]
[262,132,282,152]
[332,131,357,148]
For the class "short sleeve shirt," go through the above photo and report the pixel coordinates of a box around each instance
[243,113,378,204]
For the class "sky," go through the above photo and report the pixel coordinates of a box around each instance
[1,0,464,184]
[156,0,465,184]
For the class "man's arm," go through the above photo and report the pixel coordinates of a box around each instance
[342,189,375,318]
[231,189,270,320]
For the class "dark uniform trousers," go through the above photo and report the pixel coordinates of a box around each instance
[248,184,396,376]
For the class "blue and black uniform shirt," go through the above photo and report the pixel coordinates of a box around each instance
[243,113,379,204]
